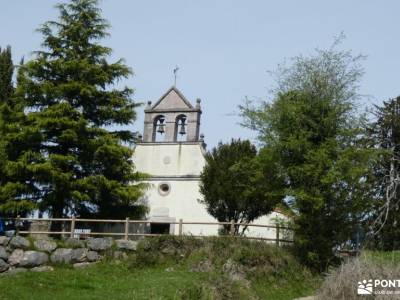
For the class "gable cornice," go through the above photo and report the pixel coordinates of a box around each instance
[150,86,194,110]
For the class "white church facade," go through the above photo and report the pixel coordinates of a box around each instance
[133,86,288,239]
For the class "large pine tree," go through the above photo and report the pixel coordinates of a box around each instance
[0,46,38,216]
[16,0,147,219]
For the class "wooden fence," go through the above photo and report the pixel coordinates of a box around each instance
[10,217,293,246]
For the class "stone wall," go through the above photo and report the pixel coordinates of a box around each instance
[0,236,138,274]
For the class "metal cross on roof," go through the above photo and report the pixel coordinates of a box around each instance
[173,66,179,86]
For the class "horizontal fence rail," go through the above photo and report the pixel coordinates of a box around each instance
[5,217,293,245]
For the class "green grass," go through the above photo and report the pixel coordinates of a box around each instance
[0,263,317,300]
[361,250,400,265]
[0,263,208,300]
[0,237,320,300]
[252,278,318,300]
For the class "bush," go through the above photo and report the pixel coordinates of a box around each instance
[317,252,400,300]
[128,235,205,268]
[178,275,257,300]
[128,235,313,284]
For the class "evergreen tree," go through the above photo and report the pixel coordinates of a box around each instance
[0,46,14,103]
[0,47,38,216]
[199,139,283,235]
[240,38,377,270]
[16,0,147,219]
[258,91,375,270]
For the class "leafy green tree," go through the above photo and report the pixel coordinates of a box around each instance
[15,0,147,220]
[0,46,39,216]
[368,96,400,250]
[0,46,14,103]
[199,139,283,235]
[240,38,377,270]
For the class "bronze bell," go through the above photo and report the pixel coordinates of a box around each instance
[179,123,186,135]
[157,119,165,134]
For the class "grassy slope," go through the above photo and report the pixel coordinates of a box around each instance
[0,237,319,300]
[0,264,207,300]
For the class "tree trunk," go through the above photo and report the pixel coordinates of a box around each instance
[50,196,64,238]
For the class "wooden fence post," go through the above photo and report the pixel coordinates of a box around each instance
[179,219,183,236]
[70,217,76,238]
[276,224,280,246]
[124,217,129,240]
[230,220,235,236]
[16,215,21,236]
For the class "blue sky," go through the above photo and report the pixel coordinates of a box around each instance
[1,0,399,148]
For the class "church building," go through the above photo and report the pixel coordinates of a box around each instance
[133,86,287,237]
[133,86,217,235]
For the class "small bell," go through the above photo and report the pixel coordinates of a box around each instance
[178,117,186,135]
[157,124,165,134]
[157,118,165,134]
[179,123,186,135]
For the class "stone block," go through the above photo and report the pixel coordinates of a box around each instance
[0,236,10,246]
[51,248,73,264]
[115,239,138,251]
[87,238,113,251]
[8,249,24,266]
[19,251,49,267]
[86,251,100,262]
[34,239,57,253]
[0,246,8,261]
[0,258,9,272]
[9,236,30,250]
[71,248,88,263]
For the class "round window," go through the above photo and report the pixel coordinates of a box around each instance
[158,183,171,196]
[163,156,171,165]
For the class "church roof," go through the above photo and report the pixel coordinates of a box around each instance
[150,86,195,111]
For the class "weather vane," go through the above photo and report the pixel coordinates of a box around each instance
[173,66,179,86]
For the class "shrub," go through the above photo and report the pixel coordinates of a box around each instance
[128,235,313,285]
[128,236,205,268]
[317,253,400,300]
[178,275,257,300]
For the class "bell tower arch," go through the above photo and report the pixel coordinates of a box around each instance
[142,86,202,143]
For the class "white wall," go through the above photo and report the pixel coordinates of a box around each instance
[143,179,218,235]
[243,212,292,242]
[133,143,206,177]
